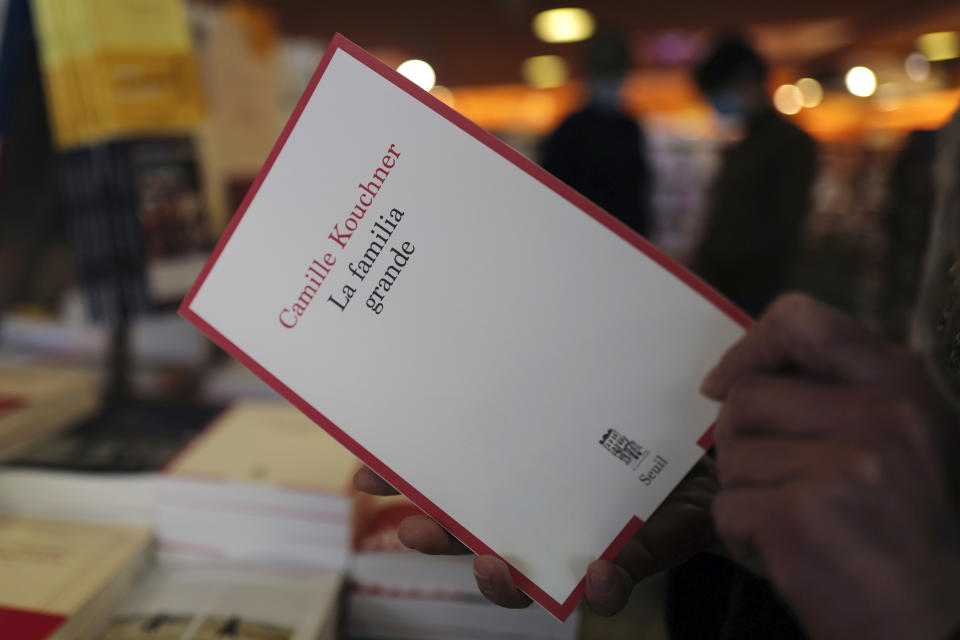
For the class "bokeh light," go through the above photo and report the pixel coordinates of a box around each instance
[795,78,823,108]
[845,66,877,97]
[521,55,569,89]
[397,59,436,92]
[430,85,455,107]
[905,52,931,82]
[532,8,595,43]
[773,84,803,115]
[875,82,902,112]
[917,31,959,61]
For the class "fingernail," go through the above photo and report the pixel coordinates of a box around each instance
[474,567,494,593]
[700,365,723,398]
[589,569,614,596]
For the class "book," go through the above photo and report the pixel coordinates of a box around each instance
[166,400,358,491]
[96,564,340,640]
[30,0,204,149]
[161,401,358,569]
[189,1,283,232]
[0,515,151,640]
[2,401,357,570]
[179,34,749,620]
[347,552,579,640]
[0,361,99,461]
[10,403,221,473]
[348,493,579,639]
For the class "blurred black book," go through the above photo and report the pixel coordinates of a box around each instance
[58,144,151,324]
[9,403,223,473]
[59,136,211,322]
[0,0,74,313]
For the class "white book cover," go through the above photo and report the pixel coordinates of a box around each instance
[180,34,749,620]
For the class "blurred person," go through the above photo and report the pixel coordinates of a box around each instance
[878,129,938,342]
[691,36,816,317]
[540,30,653,237]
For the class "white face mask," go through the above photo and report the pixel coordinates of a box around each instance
[589,77,624,110]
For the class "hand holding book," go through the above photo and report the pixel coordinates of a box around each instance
[353,456,719,615]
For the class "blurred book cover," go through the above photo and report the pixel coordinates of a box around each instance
[96,565,340,640]
[0,515,152,640]
[0,360,100,461]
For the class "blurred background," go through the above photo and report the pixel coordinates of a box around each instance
[0,1,958,639]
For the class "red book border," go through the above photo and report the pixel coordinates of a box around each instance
[0,606,65,640]
[179,33,750,620]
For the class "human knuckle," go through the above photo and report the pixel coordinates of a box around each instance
[715,459,734,488]
[785,484,823,521]
[762,296,801,334]
[885,396,934,454]
[768,293,812,319]
[711,494,740,537]
[847,449,883,486]
[724,375,761,413]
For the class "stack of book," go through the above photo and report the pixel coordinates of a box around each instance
[1,400,358,571]
[160,400,358,569]
[0,515,151,640]
[0,360,99,461]
[98,564,341,640]
[0,400,356,637]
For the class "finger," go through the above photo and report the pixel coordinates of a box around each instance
[701,293,899,399]
[352,466,399,496]
[473,555,532,608]
[712,487,785,575]
[633,486,717,572]
[689,454,719,481]
[718,437,875,489]
[397,514,471,555]
[669,456,720,505]
[718,437,814,489]
[715,375,875,442]
[585,558,634,616]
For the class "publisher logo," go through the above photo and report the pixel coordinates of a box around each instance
[599,428,650,470]
[599,428,669,486]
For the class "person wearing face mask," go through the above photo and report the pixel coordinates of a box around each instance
[691,35,817,318]
[540,30,653,237]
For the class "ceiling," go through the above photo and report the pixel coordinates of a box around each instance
[204,0,960,86]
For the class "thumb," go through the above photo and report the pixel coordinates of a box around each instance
[585,559,634,616]
[702,294,899,399]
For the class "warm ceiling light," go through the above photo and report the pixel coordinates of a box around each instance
[845,66,877,97]
[430,85,455,107]
[795,78,823,108]
[917,31,959,61]
[875,82,902,112]
[773,84,803,115]
[532,8,595,44]
[521,55,569,89]
[397,59,436,92]
[905,52,931,82]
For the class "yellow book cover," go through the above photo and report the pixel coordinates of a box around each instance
[64,0,100,144]
[29,0,72,146]
[0,516,151,640]
[83,0,205,139]
[0,364,100,460]
[167,401,358,493]
[30,0,205,148]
